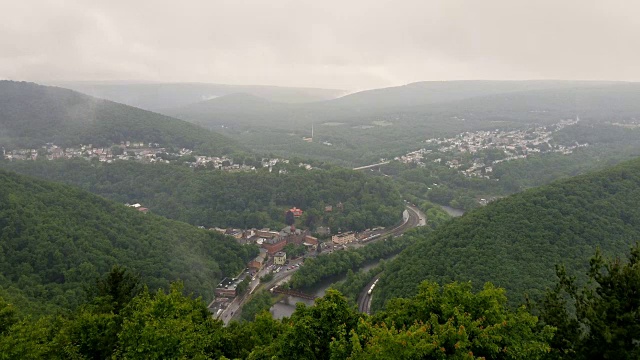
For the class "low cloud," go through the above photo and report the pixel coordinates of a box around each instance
[1,0,638,90]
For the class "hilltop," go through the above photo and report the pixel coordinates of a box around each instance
[0,168,257,315]
[0,159,404,232]
[166,92,290,128]
[163,80,640,166]
[47,81,346,110]
[0,81,239,155]
[373,156,640,309]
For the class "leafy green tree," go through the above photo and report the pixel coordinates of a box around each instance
[335,281,554,360]
[236,277,251,296]
[264,289,360,359]
[116,283,226,359]
[0,316,69,360]
[0,298,16,336]
[285,210,295,226]
[540,244,640,359]
[89,265,141,314]
[240,291,274,322]
[283,243,306,258]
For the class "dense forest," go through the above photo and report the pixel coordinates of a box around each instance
[373,157,640,311]
[0,169,257,315]
[0,81,239,155]
[0,160,404,231]
[3,242,638,359]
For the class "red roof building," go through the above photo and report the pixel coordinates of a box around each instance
[289,207,304,217]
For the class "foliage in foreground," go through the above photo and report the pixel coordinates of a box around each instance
[0,268,553,359]
[540,243,640,360]
[3,243,640,359]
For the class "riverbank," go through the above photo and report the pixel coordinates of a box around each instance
[439,205,465,217]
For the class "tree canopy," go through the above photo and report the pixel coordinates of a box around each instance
[2,160,404,231]
[374,157,640,310]
[0,169,257,315]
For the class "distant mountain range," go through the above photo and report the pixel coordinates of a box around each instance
[159,80,640,165]
[0,81,240,155]
[165,80,640,128]
[373,156,640,310]
[46,81,346,110]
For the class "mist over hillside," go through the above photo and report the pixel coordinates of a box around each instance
[0,81,240,155]
[47,81,346,110]
[161,80,640,166]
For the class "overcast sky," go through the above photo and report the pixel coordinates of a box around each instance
[1,0,638,90]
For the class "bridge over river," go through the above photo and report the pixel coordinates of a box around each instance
[352,161,390,171]
[271,287,316,300]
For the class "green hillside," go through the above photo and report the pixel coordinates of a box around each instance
[0,81,239,155]
[373,157,640,310]
[0,160,404,231]
[0,168,257,315]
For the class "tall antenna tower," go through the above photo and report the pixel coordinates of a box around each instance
[575,89,580,122]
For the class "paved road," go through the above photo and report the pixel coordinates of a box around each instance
[221,204,425,323]
[222,258,304,324]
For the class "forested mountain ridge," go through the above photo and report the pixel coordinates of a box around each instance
[164,80,640,167]
[373,156,640,310]
[0,168,257,315]
[47,81,346,110]
[0,81,239,155]
[0,159,404,231]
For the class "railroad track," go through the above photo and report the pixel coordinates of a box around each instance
[356,205,425,313]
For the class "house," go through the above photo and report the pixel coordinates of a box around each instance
[136,207,149,214]
[262,237,287,255]
[214,277,239,298]
[332,232,355,245]
[256,229,280,239]
[225,229,243,239]
[273,251,287,265]
[249,251,267,271]
[280,225,310,245]
[289,207,304,217]
[324,205,333,212]
[304,235,318,245]
[303,235,319,251]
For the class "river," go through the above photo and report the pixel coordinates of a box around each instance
[270,204,460,319]
[270,261,382,319]
[439,205,465,217]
